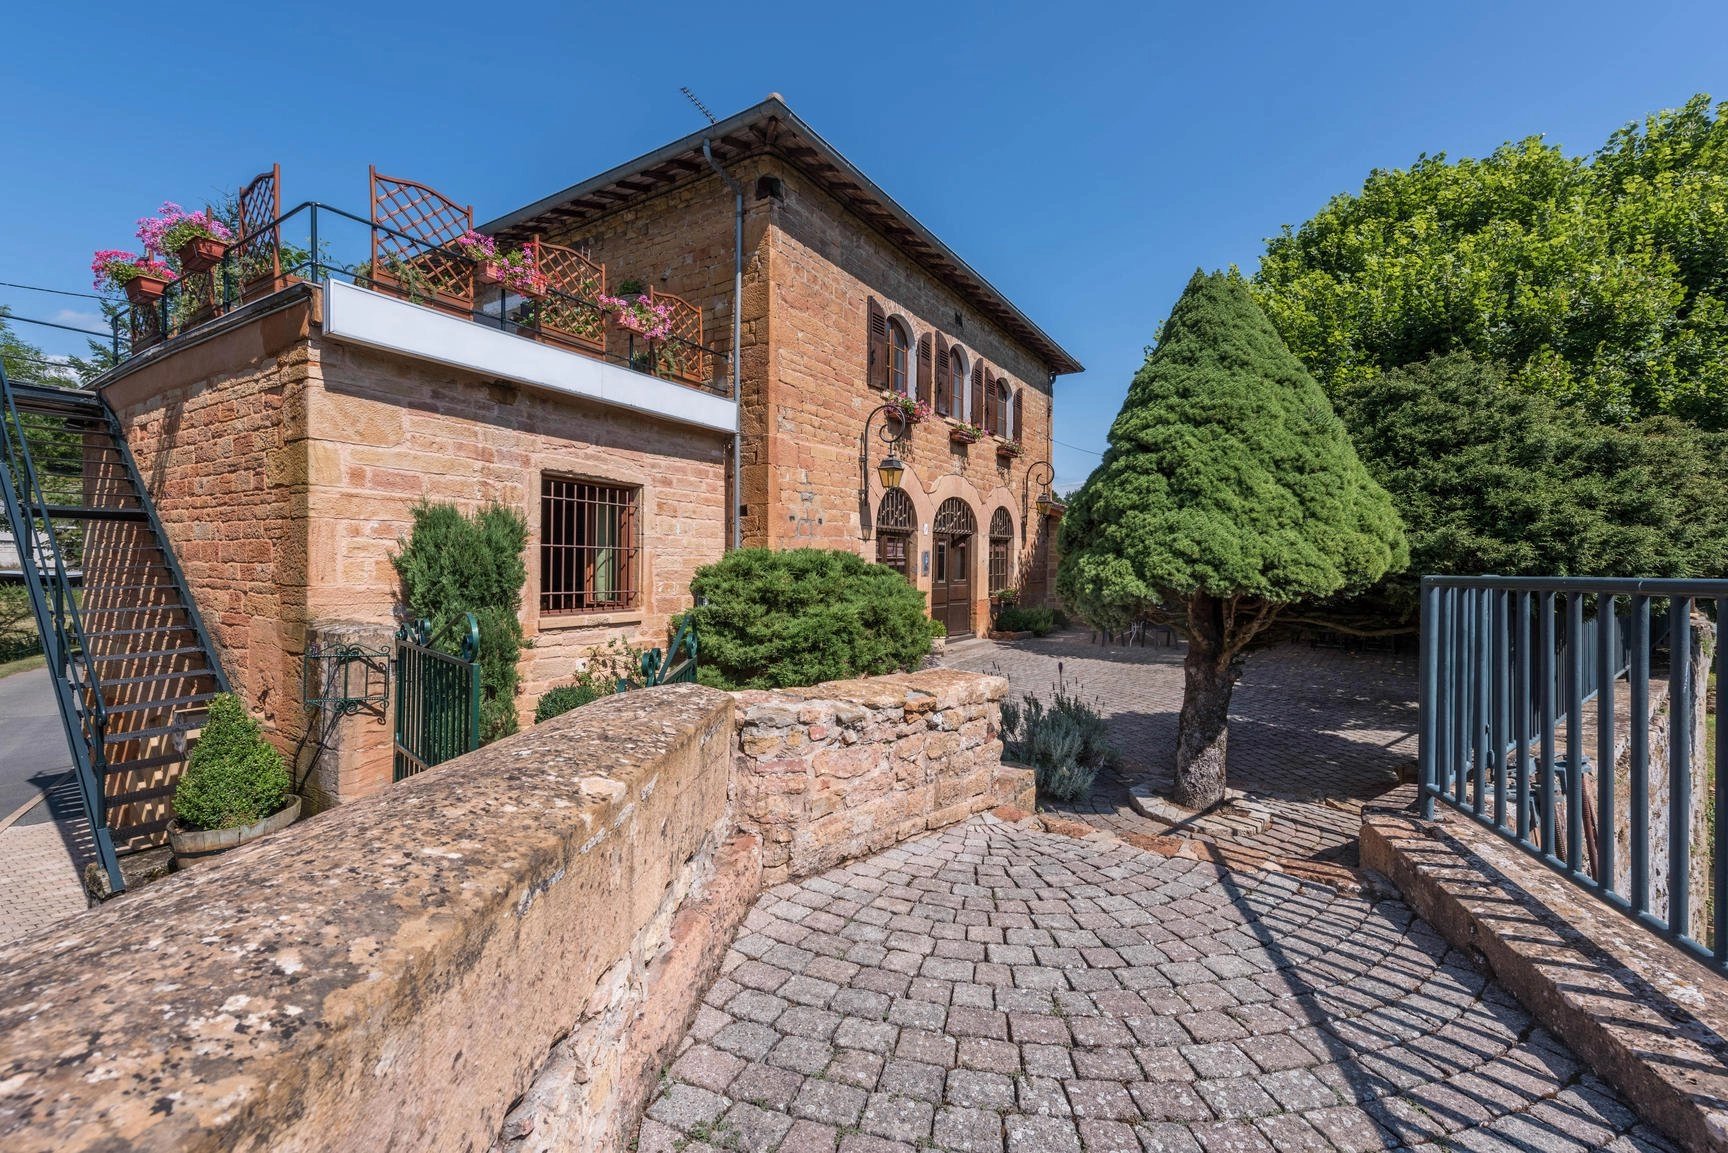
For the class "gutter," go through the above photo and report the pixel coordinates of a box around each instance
[703,138,746,551]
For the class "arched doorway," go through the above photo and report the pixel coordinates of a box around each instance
[875,488,915,580]
[932,498,976,637]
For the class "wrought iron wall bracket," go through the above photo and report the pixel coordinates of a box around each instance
[303,641,391,718]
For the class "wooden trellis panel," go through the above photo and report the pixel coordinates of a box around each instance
[533,238,607,351]
[369,167,474,311]
[648,289,708,385]
[235,164,282,294]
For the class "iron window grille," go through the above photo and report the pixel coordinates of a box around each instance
[541,476,640,614]
[876,488,915,579]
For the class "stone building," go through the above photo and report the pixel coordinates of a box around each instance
[84,95,1079,811]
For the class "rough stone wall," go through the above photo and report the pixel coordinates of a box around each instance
[0,667,1018,1152]
[732,667,1030,885]
[0,684,744,1153]
[101,295,315,754]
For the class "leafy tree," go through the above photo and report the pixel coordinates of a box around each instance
[686,547,942,690]
[392,502,528,743]
[1333,354,1728,615]
[1058,271,1405,809]
[1252,95,1728,427]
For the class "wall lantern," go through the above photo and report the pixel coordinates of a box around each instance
[877,454,906,491]
[860,402,913,541]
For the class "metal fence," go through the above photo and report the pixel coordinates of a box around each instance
[393,614,481,782]
[1418,576,1727,971]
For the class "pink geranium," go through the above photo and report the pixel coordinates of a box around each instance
[598,292,675,341]
[91,249,177,292]
[135,201,232,258]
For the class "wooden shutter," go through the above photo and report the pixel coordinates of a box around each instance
[1012,387,1024,443]
[933,335,950,415]
[916,334,933,406]
[866,297,888,390]
[972,360,987,431]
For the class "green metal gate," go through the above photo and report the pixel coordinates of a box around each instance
[394,613,481,781]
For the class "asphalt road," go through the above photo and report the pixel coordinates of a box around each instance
[0,666,74,822]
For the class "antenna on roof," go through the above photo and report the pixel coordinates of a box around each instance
[680,86,718,126]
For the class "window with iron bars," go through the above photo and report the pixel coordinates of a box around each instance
[541,476,640,614]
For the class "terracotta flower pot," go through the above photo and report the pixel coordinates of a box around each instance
[169,795,301,868]
[123,275,169,306]
[175,235,229,274]
[950,427,981,445]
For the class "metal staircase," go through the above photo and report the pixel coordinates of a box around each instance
[0,366,228,894]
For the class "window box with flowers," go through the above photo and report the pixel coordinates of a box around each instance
[995,438,1025,463]
[137,203,233,275]
[455,231,547,298]
[887,394,933,426]
[949,422,986,446]
[92,250,178,305]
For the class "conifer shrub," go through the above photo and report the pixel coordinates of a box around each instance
[172,693,291,831]
[686,548,943,690]
[1058,270,1405,809]
[392,502,528,743]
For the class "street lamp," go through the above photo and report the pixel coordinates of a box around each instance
[860,402,912,541]
[1022,460,1054,546]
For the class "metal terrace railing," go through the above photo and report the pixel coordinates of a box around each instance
[111,183,729,397]
[1419,575,1727,972]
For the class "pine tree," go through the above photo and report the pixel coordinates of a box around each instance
[1058,271,1406,809]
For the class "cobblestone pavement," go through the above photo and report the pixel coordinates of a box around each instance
[0,819,90,945]
[0,774,94,945]
[942,634,1418,867]
[638,817,1676,1153]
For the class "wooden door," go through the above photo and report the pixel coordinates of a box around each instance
[932,499,976,637]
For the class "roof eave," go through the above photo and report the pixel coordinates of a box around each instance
[478,97,1083,377]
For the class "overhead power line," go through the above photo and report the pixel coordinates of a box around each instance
[0,280,106,301]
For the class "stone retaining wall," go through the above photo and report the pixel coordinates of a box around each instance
[733,667,1032,885]
[0,668,1014,1152]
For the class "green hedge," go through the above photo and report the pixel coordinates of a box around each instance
[686,548,942,690]
[173,694,291,831]
[994,605,1066,637]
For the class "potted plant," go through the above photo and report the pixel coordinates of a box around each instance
[949,422,986,445]
[137,202,234,274]
[455,230,506,282]
[615,278,647,304]
[92,249,177,305]
[600,290,675,342]
[996,438,1025,462]
[167,692,299,867]
[887,394,932,425]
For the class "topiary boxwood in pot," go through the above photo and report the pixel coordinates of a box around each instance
[168,693,298,867]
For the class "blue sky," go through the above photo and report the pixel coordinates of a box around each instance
[2,0,1724,490]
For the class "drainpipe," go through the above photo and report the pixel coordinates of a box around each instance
[704,139,745,551]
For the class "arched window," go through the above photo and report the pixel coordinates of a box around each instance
[887,318,910,396]
[946,346,968,420]
[934,498,976,537]
[988,507,1013,596]
[875,487,915,580]
[987,378,1011,436]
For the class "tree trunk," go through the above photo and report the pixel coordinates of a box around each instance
[1172,594,1244,810]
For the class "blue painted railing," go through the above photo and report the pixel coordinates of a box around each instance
[1419,576,1727,972]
